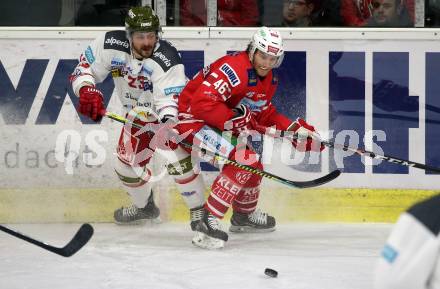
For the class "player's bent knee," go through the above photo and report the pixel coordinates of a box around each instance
[167,155,196,179]
[114,160,152,188]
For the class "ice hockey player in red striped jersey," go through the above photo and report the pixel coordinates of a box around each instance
[175,27,325,249]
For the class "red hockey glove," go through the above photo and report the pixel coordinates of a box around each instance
[224,104,256,134]
[78,86,104,121]
[289,118,325,152]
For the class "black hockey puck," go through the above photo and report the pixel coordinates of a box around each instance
[264,268,278,278]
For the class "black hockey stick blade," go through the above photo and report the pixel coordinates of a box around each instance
[280,169,341,188]
[0,223,94,257]
[209,150,341,189]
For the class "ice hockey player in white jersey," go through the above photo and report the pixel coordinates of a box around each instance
[70,5,205,228]
[374,194,440,289]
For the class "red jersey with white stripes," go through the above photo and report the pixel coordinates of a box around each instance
[178,51,292,131]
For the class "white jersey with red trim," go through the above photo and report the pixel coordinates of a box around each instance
[70,30,186,120]
[374,194,440,289]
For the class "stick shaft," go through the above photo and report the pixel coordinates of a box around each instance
[321,139,440,173]
[104,111,340,188]
[277,129,440,173]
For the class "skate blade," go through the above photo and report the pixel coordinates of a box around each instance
[114,216,162,226]
[192,232,225,249]
[229,225,276,233]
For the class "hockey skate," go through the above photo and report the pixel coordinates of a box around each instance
[192,209,228,249]
[189,205,204,231]
[229,209,276,233]
[114,193,160,225]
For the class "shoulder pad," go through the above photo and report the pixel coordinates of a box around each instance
[407,194,440,236]
[103,30,130,54]
[152,40,182,72]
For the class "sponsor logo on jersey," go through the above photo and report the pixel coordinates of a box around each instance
[111,68,122,78]
[181,191,196,196]
[110,59,127,78]
[235,171,252,185]
[381,244,398,263]
[270,32,279,38]
[72,68,81,76]
[240,187,260,202]
[141,65,153,76]
[193,126,235,157]
[136,102,152,108]
[84,46,95,64]
[105,37,130,49]
[126,65,135,74]
[220,63,240,87]
[167,156,193,175]
[247,69,257,86]
[124,92,138,100]
[111,58,125,67]
[239,98,267,112]
[242,187,260,196]
[216,175,241,195]
[246,91,255,98]
[153,51,171,68]
[142,78,153,92]
[202,65,211,78]
[164,85,184,96]
[123,102,152,110]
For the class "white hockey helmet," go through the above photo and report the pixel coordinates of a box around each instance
[248,27,284,68]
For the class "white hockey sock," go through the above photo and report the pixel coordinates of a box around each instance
[114,159,153,208]
[174,173,206,209]
[161,147,205,209]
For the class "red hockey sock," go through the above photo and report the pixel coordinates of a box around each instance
[205,147,263,218]
[232,185,261,214]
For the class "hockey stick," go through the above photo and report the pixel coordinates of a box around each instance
[0,223,94,257]
[279,131,440,173]
[104,111,341,188]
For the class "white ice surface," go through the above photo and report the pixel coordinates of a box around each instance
[0,223,392,289]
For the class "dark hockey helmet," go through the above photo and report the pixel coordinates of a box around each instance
[125,5,161,35]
